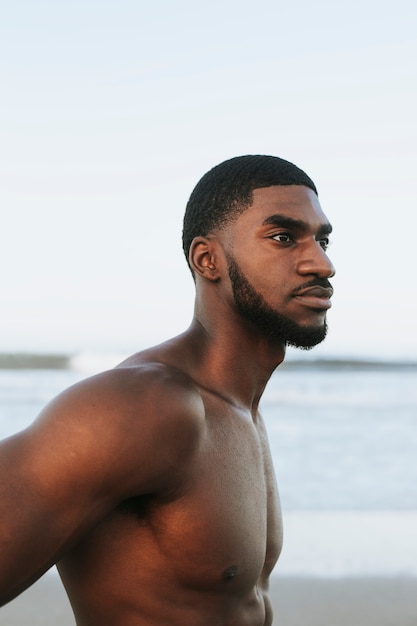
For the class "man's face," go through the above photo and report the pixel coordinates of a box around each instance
[221,185,335,349]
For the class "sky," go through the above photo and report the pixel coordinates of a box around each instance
[1,0,416,360]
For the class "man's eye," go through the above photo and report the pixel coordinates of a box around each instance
[273,232,293,243]
[317,237,330,250]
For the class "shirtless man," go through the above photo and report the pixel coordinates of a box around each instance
[0,155,335,625]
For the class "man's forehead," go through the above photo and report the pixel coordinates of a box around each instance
[250,184,318,204]
[246,185,329,224]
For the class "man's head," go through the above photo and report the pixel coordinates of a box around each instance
[182,154,317,270]
[183,156,334,350]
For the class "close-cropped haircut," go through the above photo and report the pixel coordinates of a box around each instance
[182,154,317,270]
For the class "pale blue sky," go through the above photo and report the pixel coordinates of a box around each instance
[1,0,416,359]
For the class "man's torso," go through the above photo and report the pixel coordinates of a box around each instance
[57,361,282,625]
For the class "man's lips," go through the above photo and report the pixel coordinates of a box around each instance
[292,282,334,309]
[294,286,334,298]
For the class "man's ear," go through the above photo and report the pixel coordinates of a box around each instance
[189,236,221,281]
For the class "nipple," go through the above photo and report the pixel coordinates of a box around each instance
[222,565,239,581]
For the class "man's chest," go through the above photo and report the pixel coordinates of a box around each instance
[148,411,283,590]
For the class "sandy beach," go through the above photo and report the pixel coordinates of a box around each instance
[1,572,416,625]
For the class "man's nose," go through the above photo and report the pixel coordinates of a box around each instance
[296,243,336,278]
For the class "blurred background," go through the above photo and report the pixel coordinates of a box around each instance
[1,0,416,594]
[1,0,416,359]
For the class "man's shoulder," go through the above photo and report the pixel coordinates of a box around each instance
[29,357,206,500]
[115,358,206,426]
[42,355,205,454]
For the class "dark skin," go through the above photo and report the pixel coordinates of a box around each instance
[0,185,335,625]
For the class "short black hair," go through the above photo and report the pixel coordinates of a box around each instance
[182,154,317,269]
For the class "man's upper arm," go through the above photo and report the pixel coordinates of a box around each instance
[0,364,203,604]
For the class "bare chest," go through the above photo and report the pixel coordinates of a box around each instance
[61,406,283,602]
[148,408,283,590]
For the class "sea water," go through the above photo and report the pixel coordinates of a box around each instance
[261,363,417,577]
[1,356,416,578]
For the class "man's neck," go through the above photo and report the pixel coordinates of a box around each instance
[179,316,286,412]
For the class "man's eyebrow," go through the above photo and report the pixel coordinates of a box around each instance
[262,214,333,235]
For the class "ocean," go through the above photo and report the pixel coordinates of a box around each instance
[1,354,416,578]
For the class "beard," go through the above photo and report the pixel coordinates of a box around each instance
[227,255,328,350]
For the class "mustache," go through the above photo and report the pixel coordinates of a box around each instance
[292,278,333,295]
